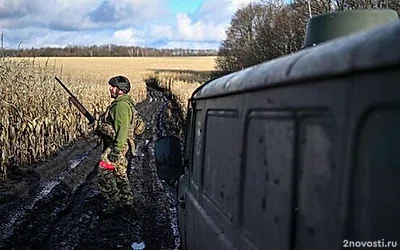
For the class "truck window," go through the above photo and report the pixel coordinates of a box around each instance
[184,108,193,165]
[349,108,400,242]
[243,111,295,249]
[295,116,335,249]
[191,109,203,188]
[203,110,240,223]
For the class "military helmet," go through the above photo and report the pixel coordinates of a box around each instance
[108,75,131,93]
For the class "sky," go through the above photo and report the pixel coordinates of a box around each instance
[0,0,258,50]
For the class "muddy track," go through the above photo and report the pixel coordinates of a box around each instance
[0,85,184,250]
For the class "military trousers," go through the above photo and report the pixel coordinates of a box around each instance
[97,147,134,209]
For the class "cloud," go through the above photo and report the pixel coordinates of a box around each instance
[191,0,256,23]
[175,13,226,41]
[0,0,259,49]
[0,0,43,18]
[89,0,169,26]
[1,27,112,49]
[0,0,100,31]
[89,1,117,23]
[149,25,174,40]
[112,28,145,46]
[172,0,258,42]
[0,0,168,30]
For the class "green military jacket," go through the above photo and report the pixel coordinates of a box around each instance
[99,94,145,154]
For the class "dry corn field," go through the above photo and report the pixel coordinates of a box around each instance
[0,56,217,182]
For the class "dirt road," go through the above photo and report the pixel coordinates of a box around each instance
[0,83,184,250]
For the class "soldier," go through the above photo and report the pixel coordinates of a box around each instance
[96,75,145,214]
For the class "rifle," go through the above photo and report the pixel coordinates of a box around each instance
[55,76,95,124]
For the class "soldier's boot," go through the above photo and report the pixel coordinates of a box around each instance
[121,196,135,212]
[121,199,140,221]
[101,201,122,216]
[102,205,115,215]
[101,192,122,215]
[116,176,135,211]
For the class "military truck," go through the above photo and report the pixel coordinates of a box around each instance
[155,9,400,250]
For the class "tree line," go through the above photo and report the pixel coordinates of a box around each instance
[216,0,400,73]
[2,0,399,69]
[1,44,218,57]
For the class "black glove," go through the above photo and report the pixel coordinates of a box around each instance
[108,150,119,163]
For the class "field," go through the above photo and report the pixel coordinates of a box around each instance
[0,56,217,181]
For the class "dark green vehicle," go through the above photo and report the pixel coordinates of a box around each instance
[156,9,400,250]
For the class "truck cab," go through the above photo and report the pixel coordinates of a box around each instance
[155,9,400,250]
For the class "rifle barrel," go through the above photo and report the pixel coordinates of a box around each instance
[55,76,79,99]
[55,76,95,124]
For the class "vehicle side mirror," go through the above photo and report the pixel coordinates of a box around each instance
[155,135,183,180]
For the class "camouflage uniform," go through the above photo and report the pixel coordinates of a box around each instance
[97,94,145,212]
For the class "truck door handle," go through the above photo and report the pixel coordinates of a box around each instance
[178,195,186,209]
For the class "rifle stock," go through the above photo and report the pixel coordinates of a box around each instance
[55,76,95,124]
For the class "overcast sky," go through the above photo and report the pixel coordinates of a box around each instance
[0,0,258,50]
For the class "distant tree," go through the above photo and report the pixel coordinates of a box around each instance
[216,0,306,72]
[343,0,400,12]
[216,2,272,72]
[216,0,399,73]
[4,45,218,57]
[292,0,400,15]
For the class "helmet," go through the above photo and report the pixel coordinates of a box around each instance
[108,75,131,93]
